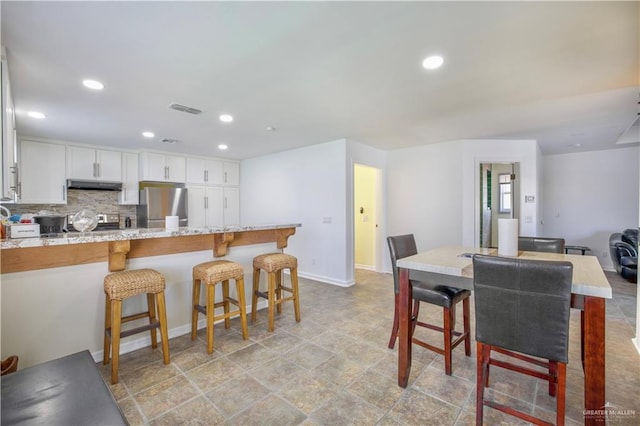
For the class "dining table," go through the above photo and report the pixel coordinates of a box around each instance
[396,246,611,426]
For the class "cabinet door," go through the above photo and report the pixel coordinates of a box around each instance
[206,186,224,227]
[96,150,122,181]
[223,186,240,225]
[166,155,186,183]
[206,159,224,185]
[186,157,206,184]
[223,162,240,185]
[20,140,67,204]
[67,146,96,179]
[119,152,139,205]
[187,186,206,227]
[140,152,167,181]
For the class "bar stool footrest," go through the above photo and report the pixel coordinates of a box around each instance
[106,321,160,339]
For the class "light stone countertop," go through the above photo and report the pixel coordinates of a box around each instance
[397,245,612,299]
[0,224,302,250]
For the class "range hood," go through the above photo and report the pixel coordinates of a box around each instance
[66,179,122,191]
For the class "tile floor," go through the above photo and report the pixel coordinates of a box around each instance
[98,270,639,425]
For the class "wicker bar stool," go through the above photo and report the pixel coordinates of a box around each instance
[191,260,249,353]
[251,253,301,332]
[103,268,170,384]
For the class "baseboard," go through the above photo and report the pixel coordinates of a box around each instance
[355,264,376,272]
[91,299,268,362]
[293,270,355,287]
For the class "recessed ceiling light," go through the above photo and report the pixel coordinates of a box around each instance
[422,55,444,70]
[27,111,46,119]
[142,131,155,138]
[219,114,233,123]
[82,79,104,90]
[218,144,228,150]
[569,143,582,147]
[266,126,277,132]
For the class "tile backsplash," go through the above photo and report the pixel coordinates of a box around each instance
[6,189,136,228]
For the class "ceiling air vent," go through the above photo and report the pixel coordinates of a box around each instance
[168,103,202,115]
[160,138,180,144]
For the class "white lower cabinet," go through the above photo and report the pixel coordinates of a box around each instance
[223,186,240,226]
[19,140,67,204]
[187,186,223,227]
[187,185,239,227]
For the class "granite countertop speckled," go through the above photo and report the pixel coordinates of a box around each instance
[0,224,301,249]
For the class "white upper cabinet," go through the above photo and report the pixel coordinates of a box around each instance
[19,140,67,204]
[223,162,240,186]
[139,152,186,182]
[187,185,224,227]
[118,152,139,205]
[1,49,18,202]
[186,157,223,185]
[67,146,122,181]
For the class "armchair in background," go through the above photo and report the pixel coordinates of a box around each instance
[609,229,638,283]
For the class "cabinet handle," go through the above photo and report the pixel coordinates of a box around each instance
[10,164,19,197]
[97,163,101,178]
[62,185,66,201]
[205,196,208,209]
[164,166,169,180]
[93,162,97,177]
[204,170,208,182]
[224,171,227,183]
[224,196,227,209]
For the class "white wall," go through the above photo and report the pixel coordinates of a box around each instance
[542,146,639,269]
[386,140,464,266]
[240,139,352,286]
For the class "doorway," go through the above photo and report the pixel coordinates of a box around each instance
[479,162,520,248]
[354,163,381,271]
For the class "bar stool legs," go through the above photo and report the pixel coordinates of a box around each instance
[252,253,300,332]
[191,260,248,354]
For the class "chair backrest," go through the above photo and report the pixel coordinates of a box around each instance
[518,236,565,253]
[387,234,418,294]
[472,254,573,363]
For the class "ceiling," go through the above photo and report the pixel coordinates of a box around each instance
[2,1,638,160]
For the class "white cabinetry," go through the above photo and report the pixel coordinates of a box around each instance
[1,48,18,202]
[139,152,186,182]
[118,152,139,205]
[186,157,223,185]
[187,186,223,227]
[19,140,67,204]
[223,186,240,225]
[67,146,122,181]
[223,162,240,185]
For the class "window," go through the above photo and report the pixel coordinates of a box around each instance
[499,173,511,213]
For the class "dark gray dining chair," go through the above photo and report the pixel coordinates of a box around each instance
[473,254,573,426]
[387,234,471,375]
[518,236,565,253]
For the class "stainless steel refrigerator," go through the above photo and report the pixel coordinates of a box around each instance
[136,185,188,228]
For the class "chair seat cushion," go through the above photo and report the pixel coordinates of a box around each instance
[193,260,244,283]
[620,256,637,268]
[253,253,297,273]
[104,269,165,300]
[411,280,470,308]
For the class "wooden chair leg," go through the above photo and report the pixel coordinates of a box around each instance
[236,278,249,339]
[222,280,231,329]
[443,307,453,375]
[275,270,283,314]
[291,266,301,323]
[463,297,471,356]
[549,361,558,397]
[251,268,260,322]
[147,293,158,349]
[191,278,200,340]
[267,272,276,332]
[388,293,400,349]
[557,362,567,426]
[156,291,170,365]
[103,294,111,365]
[206,283,215,354]
[476,342,488,426]
[411,299,420,335]
[110,300,122,384]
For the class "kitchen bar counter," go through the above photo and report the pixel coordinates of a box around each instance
[1,224,300,274]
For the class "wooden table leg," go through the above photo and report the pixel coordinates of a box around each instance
[398,267,412,388]
[582,296,606,425]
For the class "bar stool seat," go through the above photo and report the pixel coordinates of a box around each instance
[251,253,301,332]
[103,268,170,385]
[191,260,249,353]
